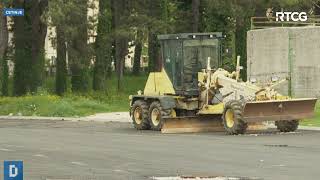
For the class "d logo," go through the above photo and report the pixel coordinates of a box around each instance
[9,165,18,177]
[4,161,23,180]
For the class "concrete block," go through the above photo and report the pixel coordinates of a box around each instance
[247,27,320,98]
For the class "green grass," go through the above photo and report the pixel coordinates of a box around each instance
[0,74,148,117]
[300,103,320,127]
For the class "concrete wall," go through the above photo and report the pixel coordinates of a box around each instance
[247,28,290,96]
[247,27,320,98]
[290,27,320,98]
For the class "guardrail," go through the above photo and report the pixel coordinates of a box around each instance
[250,16,320,29]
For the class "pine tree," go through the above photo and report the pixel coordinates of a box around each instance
[233,1,255,81]
[192,0,200,32]
[93,0,112,91]
[55,26,67,95]
[113,0,129,90]
[69,0,90,92]
[13,0,32,95]
[12,0,48,95]
[132,30,143,75]
[147,0,169,72]
[0,1,9,96]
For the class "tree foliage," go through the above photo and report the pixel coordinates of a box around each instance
[4,0,320,96]
[13,0,48,96]
[48,0,92,93]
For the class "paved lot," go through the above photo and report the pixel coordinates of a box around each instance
[0,119,320,180]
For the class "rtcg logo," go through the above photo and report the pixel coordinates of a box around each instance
[276,11,308,22]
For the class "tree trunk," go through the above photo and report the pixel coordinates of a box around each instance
[0,7,8,59]
[147,0,162,72]
[55,26,67,96]
[148,31,161,72]
[1,56,9,96]
[70,0,90,92]
[161,0,169,29]
[93,0,112,91]
[113,0,128,91]
[132,30,143,75]
[29,0,48,92]
[13,0,48,95]
[0,5,9,96]
[235,17,249,81]
[115,38,127,90]
[192,0,200,33]
[13,0,30,96]
[133,42,142,75]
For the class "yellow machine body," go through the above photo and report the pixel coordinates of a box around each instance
[144,69,176,96]
[129,33,317,134]
[131,67,317,134]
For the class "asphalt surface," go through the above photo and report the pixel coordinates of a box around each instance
[0,119,320,180]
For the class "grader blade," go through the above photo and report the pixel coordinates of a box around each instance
[161,116,267,133]
[161,116,224,133]
[242,98,317,122]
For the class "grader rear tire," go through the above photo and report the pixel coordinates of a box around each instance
[149,101,171,131]
[131,100,150,130]
[275,120,299,132]
[222,100,248,135]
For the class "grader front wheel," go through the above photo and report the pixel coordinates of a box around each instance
[222,100,248,135]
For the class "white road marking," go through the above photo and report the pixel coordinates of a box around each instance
[113,169,123,172]
[0,148,13,152]
[33,154,49,158]
[70,161,87,166]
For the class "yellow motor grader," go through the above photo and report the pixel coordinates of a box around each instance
[129,33,317,134]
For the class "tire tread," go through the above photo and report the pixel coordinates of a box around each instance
[131,100,150,130]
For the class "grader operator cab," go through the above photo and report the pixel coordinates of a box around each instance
[129,33,317,134]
